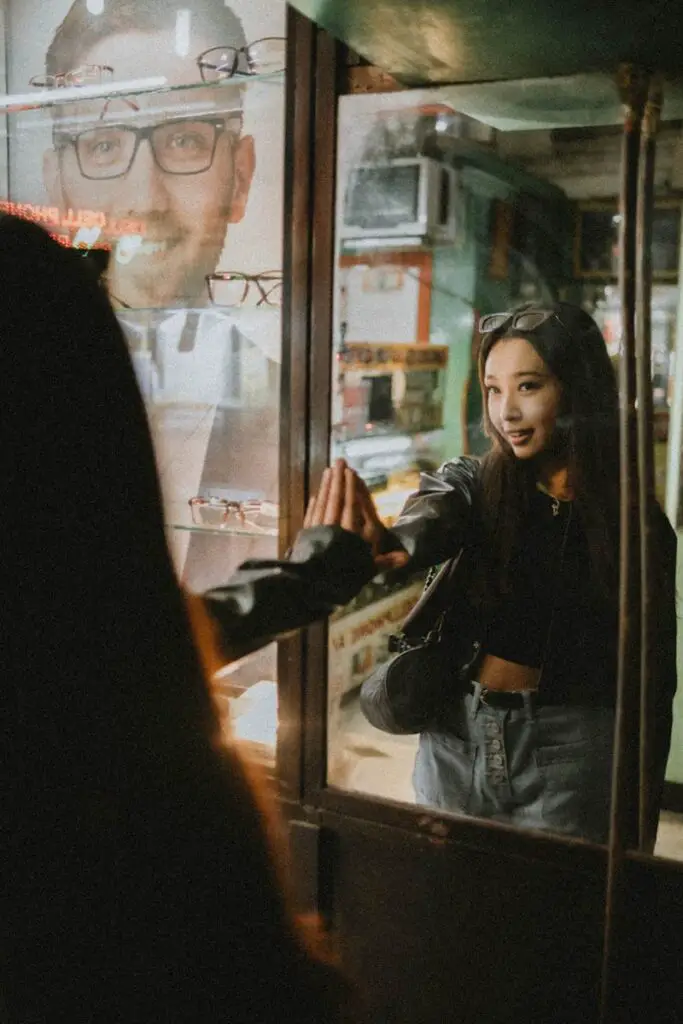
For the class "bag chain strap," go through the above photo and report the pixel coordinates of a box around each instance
[392,563,447,653]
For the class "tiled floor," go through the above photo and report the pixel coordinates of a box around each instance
[328,693,683,859]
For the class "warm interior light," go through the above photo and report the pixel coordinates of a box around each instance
[175,10,192,58]
[229,681,277,750]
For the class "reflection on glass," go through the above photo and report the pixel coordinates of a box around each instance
[327,80,680,850]
[29,63,114,89]
[10,7,259,313]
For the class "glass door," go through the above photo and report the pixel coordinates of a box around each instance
[323,71,683,855]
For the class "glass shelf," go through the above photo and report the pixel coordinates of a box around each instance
[169,522,278,537]
[0,69,285,115]
[113,304,282,317]
[436,73,683,132]
[165,494,279,537]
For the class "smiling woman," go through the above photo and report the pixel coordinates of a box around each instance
[476,303,619,553]
[483,335,564,463]
[330,300,678,848]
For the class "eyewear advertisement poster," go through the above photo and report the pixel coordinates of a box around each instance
[4,0,285,599]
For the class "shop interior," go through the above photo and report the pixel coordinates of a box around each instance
[322,78,683,858]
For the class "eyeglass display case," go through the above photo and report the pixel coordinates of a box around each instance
[0,0,287,763]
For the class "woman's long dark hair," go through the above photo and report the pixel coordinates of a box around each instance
[476,301,620,602]
[0,216,351,1022]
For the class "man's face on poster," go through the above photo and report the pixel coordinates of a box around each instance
[43,29,255,309]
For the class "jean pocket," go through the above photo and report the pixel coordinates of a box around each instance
[536,740,592,767]
[414,730,477,812]
[535,739,612,841]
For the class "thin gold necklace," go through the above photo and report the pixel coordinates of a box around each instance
[536,481,573,517]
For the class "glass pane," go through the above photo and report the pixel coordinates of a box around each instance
[0,6,7,200]
[2,0,285,766]
[577,115,683,859]
[326,77,647,844]
[650,124,683,861]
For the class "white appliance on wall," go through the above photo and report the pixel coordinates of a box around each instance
[340,156,458,248]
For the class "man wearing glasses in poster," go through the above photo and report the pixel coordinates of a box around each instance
[40,0,285,594]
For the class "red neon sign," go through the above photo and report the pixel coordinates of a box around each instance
[48,233,112,252]
[0,199,146,239]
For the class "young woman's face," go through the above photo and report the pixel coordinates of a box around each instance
[484,336,563,460]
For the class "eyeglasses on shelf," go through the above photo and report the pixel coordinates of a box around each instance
[206,271,283,308]
[188,497,278,533]
[29,64,114,89]
[197,37,285,82]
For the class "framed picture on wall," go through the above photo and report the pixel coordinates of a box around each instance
[575,199,681,280]
[488,199,514,280]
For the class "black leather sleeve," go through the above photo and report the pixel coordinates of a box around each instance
[203,525,376,662]
[380,455,481,571]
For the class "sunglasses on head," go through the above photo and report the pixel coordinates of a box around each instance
[479,309,569,336]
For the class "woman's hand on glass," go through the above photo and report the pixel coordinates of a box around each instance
[304,460,409,570]
[303,458,363,534]
[353,474,410,571]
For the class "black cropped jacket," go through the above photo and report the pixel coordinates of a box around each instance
[203,525,377,662]
[382,455,677,806]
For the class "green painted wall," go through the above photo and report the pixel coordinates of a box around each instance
[426,154,574,462]
[429,198,478,462]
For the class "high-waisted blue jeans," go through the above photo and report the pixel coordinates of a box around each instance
[413,682,615,843]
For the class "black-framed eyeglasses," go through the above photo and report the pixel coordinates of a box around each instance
[206,271,283,308]
[53,115,242,180]
[29,64,114,89]
[197,37,286,83]
[479,309,568,336]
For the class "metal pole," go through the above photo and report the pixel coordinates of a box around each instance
[636,76,662,851]
[599,62,648,1024]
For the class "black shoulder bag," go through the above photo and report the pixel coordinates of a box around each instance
[359,551,477,734]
